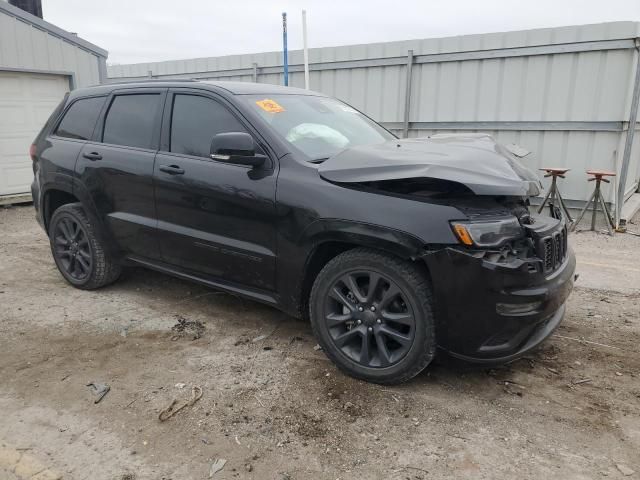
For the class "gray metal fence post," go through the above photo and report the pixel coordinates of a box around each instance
[252,62,258,82]
[402,49,414,139]
[616,38,640,227]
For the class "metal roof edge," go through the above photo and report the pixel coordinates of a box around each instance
[0,1,108,58]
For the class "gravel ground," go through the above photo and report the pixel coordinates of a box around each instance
[0,204,639,480]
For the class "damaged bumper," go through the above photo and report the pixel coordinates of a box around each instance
[424,242,575,365]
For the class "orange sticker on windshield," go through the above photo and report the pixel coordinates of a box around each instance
[256,98,285,113]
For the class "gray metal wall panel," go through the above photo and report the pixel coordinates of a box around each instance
[106,22,640,203]
[0,9,102,87]
[107,22,640,80]
[399,129,621,203]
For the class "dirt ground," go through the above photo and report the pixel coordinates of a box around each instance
[1,204,639,480]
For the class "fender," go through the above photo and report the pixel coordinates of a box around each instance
[276,218,427,318]
[39,177,74,232]
[72,179,123,258]
[41,179,121,259]
[299,219,426,260]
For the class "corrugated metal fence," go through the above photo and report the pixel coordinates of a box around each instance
[108,22,640,214]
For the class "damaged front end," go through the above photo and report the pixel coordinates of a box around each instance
[318,134,542,197]
[420,202,574,364]
[418,192,574,364]
[423,216,575,364]
[318,134,574,364]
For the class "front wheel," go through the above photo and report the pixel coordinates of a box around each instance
[49,203,121,290]
[309,248,436,384]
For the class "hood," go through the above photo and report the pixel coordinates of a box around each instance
[318,134,541,197]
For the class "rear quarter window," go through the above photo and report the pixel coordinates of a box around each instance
[54,96,106,140]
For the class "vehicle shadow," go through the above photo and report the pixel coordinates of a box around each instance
[113,266,536,393]
[113,265,307,332]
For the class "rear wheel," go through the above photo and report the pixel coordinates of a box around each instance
[310,248,435,384]
[49,203,121,289]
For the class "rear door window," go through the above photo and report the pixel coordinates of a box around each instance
[54,96,106,140]
[170,94,248,158]
[103,94,160,149]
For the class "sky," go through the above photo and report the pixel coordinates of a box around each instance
[41,0,640,65]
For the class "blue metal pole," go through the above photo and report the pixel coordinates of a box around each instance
[282,12,289,86]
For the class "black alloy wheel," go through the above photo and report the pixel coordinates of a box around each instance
[325,271,416,367]
[49,203,121,290]
[310,248,436,384]
[53,216,93,281]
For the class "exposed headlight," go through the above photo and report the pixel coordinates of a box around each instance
[451,217,524,247]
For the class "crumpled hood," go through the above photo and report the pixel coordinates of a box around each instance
[318,134,541,197]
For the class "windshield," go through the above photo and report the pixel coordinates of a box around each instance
[243,94,395,162]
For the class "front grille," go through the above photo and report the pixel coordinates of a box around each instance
[538,224,568,273]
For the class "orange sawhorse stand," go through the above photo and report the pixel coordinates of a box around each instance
[570,170,616,235]
[537,167,573,223]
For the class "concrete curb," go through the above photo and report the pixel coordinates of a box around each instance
[0,445,62,480]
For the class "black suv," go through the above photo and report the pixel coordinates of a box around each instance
[31,81,575,384]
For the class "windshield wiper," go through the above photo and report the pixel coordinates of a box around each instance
[309,157,330,164]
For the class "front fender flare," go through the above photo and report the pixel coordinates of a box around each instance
[299,219,426,260]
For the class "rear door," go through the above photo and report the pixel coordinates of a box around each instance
[76,88,166,259]
[40,94,106,198]
[153,89,278,291]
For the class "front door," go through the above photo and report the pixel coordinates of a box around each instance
[76,89,166,259]
[153,90,278,291]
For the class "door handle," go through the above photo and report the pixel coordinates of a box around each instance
[159,164,185,175]
[82,152,102,161]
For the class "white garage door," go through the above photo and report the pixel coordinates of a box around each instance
[0,71,69,197]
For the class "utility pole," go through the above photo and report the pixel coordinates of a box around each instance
[282,12,289,86]
[302,10,310,89]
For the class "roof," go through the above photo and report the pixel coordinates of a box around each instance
[0,1,108,58]
[199,80,318,95]
[74,80,324,97]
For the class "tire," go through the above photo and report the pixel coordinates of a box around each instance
[49,203,121,290]
[309,248,436,384]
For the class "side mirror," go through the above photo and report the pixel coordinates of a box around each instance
[210,132,266,167]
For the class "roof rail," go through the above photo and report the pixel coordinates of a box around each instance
[126,78,199,82]
[104,78,201,86]
[146,78,199,82]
